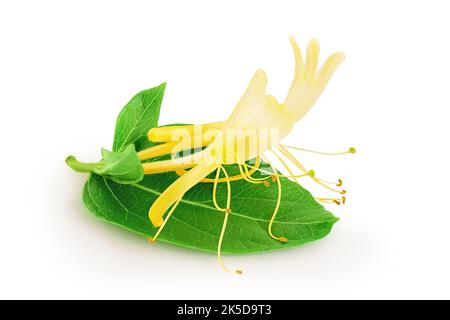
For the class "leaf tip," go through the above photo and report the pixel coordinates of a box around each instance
[331,215,340,224]
[157,82,167,92]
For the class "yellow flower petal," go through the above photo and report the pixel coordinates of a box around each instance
[316,51,346,91]
[148,161,218,226]
[304,38,320,80]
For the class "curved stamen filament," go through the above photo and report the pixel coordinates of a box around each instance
[281,144,356,156]
[313,178,345,194]
[238,164,262,185]
[216,165,242,275]
[315,177,343,187]
[242,163,272,183]
[221,166,231,211]
[276,146,345,194]
[264,158,288,243]
[315,197,346,205]
[175,157,262,183]
[212,168,226,212]
[148,199,182,244]
[245,163,314,180]
[269,148,301,184]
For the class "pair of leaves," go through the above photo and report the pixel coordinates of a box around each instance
[66,84,166,184]
[78,83,339,254]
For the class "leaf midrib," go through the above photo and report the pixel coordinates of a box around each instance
[132,183,335,226]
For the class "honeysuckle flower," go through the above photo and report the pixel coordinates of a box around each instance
[137,37,353,273]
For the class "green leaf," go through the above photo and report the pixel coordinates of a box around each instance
[66,144,143,184]
[112,83,166,152]
[72,84,338,254]
[82,160,338,254]
[96,145,143,184]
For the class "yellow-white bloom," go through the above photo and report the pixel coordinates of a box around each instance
[223,37,345,155]
[138,37,349,273]
[145,37,345,224]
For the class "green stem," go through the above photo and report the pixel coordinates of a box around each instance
[65,155,98,173]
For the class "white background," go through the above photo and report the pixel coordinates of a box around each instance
[1,0,449,299]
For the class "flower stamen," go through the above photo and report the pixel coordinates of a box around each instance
[212,168,226,212]
[315,177,343,187]
[175,157,263,184]
[315,197,346,205]
[269,148,302,185]
[281,144,356,156]
[245,163,313,180]
[238,164,263,185]
[276,145,345,194]
[242,163,272,185]
[216,165,242,275]
[265,158,288,243]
